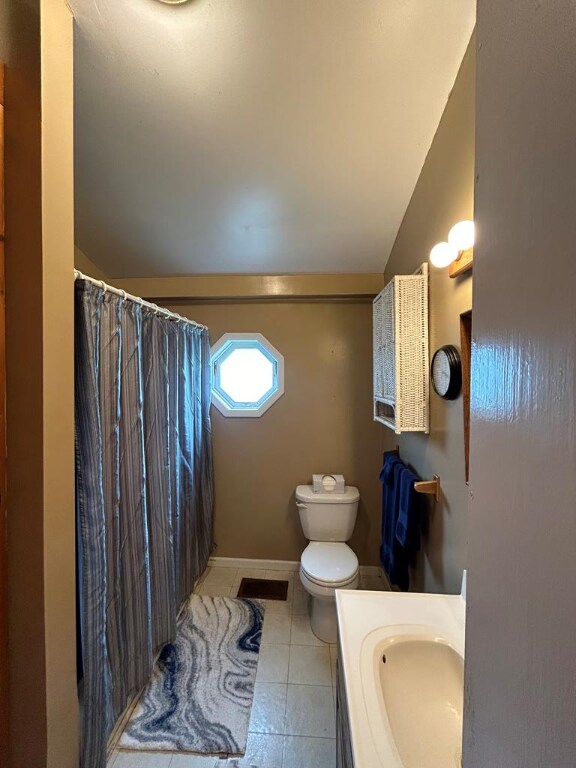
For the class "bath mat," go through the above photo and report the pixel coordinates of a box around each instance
[119,595,265,756]
[236,577,289,601]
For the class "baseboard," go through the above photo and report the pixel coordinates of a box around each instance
[208,556,300,571]
[359,565,384,577]
[379,569,392,590]
[208,556,387,581]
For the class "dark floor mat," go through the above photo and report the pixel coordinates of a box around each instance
[236,578,289,601]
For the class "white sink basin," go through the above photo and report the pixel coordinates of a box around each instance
[336,590,466,768]
[361,624,464,768]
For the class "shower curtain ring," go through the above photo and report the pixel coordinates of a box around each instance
[99,280,107,294]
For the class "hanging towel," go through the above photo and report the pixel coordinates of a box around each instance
[396,467,422,552]
[389,467,423,591]
[388,464,411,590]
[379,453,422,592]
[379,452,402,573]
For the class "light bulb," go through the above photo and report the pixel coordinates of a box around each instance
[429,242,458,268]
[448,220,475,251]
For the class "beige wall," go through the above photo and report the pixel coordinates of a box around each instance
[465,4,576,764]
[75,245,108,280]
[0,1,78,766]
[171,300,383,566]
[383,35,475,594]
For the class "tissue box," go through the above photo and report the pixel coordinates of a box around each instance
[312,474,346,493]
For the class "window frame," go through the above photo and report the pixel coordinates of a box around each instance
[210,332,285,418]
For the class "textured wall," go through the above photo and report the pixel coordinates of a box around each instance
[464,4,576,766]
[172,300,383,566]
[383,35,475,594]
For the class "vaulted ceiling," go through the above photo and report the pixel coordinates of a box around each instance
[72,0,475,277]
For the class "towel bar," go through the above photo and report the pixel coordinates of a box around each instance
[414,475,441,503]
[387,446,441,502]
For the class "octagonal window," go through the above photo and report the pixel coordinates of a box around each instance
[211,333,284,417]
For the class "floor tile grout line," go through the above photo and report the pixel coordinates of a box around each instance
[288,642,332,647]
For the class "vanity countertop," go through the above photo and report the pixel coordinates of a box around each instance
[335,589,466,768]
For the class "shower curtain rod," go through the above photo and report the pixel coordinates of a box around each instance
[74,270,207,330]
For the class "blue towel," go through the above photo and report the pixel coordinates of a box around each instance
[379,452,402,572]
[396,467,422,552]
[379,454,422,591]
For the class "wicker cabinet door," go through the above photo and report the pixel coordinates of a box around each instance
[372,265,429,433]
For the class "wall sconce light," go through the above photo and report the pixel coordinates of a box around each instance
[429,241,459,268]
[429,220,475,277]
[448,220,475,251]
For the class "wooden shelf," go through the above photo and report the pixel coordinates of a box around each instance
[449,247,473,278]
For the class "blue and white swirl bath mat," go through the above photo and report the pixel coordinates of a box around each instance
[119,595,265,756]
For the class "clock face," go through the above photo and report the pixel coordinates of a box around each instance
[432,350,451,396]
[431,345,462,400]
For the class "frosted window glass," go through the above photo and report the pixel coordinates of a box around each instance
[219,348,274,403]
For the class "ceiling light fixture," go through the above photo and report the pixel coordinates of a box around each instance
[429,220,475,269]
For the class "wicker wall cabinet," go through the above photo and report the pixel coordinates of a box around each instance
[373,263,429,433]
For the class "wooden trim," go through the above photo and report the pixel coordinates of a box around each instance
[449,247,473,278]
[0,62,4,241]
[0,60,8,768]
[108,273,385,302]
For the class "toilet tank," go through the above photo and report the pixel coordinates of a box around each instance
[295,485,360,542]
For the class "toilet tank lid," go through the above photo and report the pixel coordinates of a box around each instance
[296,485,360,504]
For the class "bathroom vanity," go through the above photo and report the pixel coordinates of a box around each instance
[335,590,465,768]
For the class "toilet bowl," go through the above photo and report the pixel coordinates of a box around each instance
[295,483,361,643]
[300,541,360,642]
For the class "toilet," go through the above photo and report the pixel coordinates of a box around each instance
[295,483,360,643]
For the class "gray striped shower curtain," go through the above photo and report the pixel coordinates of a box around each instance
[75,280,214,768]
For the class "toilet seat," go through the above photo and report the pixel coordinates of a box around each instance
[300,542,359,587]
[301,568,358,591]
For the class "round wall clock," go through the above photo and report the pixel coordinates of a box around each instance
[431,345,462,400]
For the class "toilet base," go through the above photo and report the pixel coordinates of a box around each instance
[310,595,339,643]
[300,567,360,643]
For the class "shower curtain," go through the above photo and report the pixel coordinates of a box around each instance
[75,279,214,768]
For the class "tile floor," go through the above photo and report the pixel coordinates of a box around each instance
[107,565,386,768]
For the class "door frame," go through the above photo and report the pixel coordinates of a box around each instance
[0,60,8,767]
